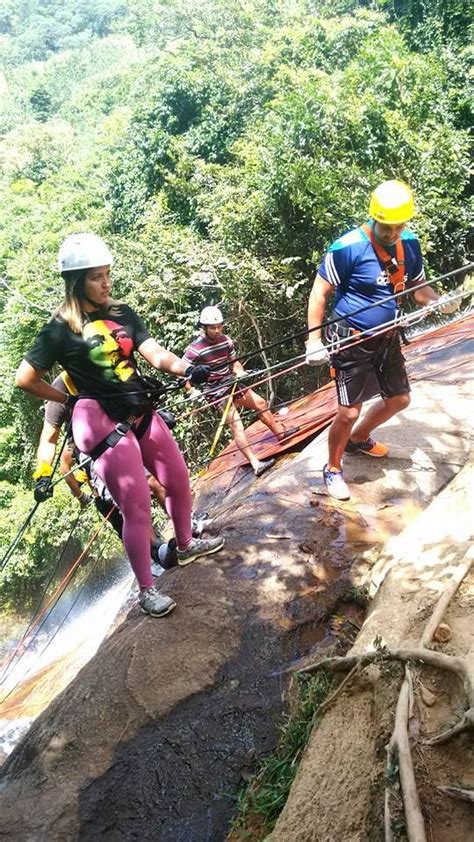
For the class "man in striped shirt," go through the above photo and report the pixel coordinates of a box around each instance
[183,306,297,476]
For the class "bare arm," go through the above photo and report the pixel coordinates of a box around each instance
[37,420,61,467]
[36,421,81,497]
[138,338,189,377]
[411,283,439,307]
[231,360,246,377]
[16,361,68,404]
[307,274,333,340]
[60,446,85,499]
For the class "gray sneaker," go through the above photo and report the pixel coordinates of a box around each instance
[254,458,275,477]
[177,535,225,567]
[138,587,176,617]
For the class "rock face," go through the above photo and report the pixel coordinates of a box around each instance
[0,323,472,841]
[270,462,474,842]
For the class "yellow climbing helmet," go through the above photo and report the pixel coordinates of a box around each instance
[369,180,415,225]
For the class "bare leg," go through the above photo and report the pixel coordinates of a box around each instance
[226,404,262,471]
[235,389,285,438]
[350,394,410,443]
[328,404,362,470]
[147,473,167,510]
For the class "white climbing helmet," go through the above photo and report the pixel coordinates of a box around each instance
[58,233,114,272]
[200,305,223,325]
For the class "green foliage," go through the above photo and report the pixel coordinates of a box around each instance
[0,0,129,65]
[230,671,332,836]
[0,480,121,610]
[380,0,473,49]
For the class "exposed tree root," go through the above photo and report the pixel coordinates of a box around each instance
[420,551,473,648]
[298,552,473,841]
[385,667,427,842]
[437,786,474,803]
[423,707,474,745]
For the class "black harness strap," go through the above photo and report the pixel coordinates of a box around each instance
[89,410,153,462]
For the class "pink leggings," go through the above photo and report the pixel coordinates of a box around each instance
[72,399,193,589]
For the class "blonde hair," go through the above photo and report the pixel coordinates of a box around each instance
[53,269,117,333]
[54,295,83,333]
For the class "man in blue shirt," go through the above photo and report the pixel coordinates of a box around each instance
[305,180,455,501]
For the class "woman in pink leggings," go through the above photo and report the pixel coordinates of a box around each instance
[16,233,224,617]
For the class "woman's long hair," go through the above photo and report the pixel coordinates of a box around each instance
[52,269,87,333]
[52,269,117,333]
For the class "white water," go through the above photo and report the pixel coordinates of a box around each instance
[0,563,133,758]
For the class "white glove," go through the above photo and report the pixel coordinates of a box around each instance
[188,387,204,402]
[305,338,329,366]
[437,294,461,315]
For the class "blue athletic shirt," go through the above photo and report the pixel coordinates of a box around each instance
[318,224,425,332]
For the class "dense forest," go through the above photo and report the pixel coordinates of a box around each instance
[0,0,471,607]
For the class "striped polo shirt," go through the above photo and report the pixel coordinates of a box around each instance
[183,334,237,400]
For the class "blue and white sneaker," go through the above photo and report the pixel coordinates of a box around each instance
[323,464,350,501]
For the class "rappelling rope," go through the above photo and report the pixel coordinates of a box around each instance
[62,263,473,409]
[178,289,474,420]
[1,271,472,573]
[0,422,73,572]
[0,507,115,687]
[36,289,474,495]
[0,507,85,678]
[0,530,116,707]
[192,312,473,470]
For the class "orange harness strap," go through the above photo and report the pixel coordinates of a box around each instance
[361,223,406,294]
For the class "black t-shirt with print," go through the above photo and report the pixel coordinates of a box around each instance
[26,304,152,420]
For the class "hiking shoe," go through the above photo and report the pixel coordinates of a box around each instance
[177,535,225,567]
[151,539,178,572]
[323,464,350,501]
[345,436,388,458]
[254,458,275,477]
[138,587,176,617]
[278,426,300,442]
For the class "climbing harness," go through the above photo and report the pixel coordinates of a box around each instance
[88,409,153,462]
[325,318,361,355]
[78,375,175,463]
[361,222,406,294]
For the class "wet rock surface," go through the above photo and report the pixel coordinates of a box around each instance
[0,324,472,841]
